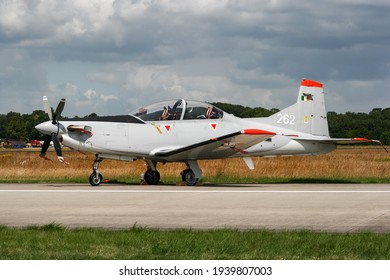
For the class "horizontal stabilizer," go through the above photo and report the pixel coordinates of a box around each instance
[330,138,388,152]
[293,136,388,153]
[329,138,378,145]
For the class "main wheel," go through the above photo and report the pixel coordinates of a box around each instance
[181,169,198,186]
[89,172,103,186]
[144,169,160,185]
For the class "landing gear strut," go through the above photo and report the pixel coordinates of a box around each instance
[89,155,103,186]
[143,160,160,185]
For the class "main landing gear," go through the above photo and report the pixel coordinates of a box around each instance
[181,169,198,186]
[88,155,203,186]
[143,160,161,185]
[180,160,202,186]
[179,160,202,186]
[142,159,202,186]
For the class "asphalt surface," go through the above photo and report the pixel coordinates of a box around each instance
[1,183,390,232]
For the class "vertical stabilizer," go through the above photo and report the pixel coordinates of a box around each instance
[267,79,329,136]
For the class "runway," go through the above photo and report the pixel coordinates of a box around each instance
[1,183,390,232]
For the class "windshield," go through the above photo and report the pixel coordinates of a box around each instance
[130,99,224,121]
[183,100,223,120]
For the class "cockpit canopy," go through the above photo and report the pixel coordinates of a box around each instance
[130,99,224,122]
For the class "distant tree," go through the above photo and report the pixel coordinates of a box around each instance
[27,110,49,140]
[211,102,275,118]
[327,108,390,144]
[380,132,390,146]
[5,112,27,140]
[85,113,98,118]
[0,114,6,139]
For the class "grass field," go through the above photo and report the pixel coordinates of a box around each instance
[1,224,390,260]
[0,147,389,183]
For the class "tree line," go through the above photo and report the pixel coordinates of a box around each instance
[0,105,389,145]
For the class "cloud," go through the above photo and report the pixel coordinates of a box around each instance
[84,89,97,99]
[100,94,118,102]
[45,82,123,116]
[0,0,389,116]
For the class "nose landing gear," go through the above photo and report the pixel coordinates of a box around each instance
[89,155,103,186]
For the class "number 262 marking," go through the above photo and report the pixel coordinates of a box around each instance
[277,114,295,125]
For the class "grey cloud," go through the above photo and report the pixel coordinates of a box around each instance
[0,0,389,116]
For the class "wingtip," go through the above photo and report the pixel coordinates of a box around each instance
[352,137,372,142]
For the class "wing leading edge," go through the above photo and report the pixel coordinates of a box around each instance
[152,129,276,160]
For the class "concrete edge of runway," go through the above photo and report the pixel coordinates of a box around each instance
[0,183,389,233]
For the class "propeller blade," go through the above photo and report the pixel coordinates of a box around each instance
[53,98,66,123]
[40,135,51,155]
[52,135,62,158]
[43,96,52,120]
[39,135,52,160]
[52,135,68,164]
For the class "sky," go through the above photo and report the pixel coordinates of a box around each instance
[0,0,389,117]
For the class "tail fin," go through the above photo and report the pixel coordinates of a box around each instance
[267,79,329,137]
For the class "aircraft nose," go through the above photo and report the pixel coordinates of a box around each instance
[35,121,58,135]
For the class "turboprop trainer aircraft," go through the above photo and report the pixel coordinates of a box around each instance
[35,79,383,186]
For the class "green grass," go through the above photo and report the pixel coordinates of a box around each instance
[1,224,389,260]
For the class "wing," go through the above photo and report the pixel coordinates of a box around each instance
[152,129,275,160]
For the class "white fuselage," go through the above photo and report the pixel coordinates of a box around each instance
[37,111,335,163]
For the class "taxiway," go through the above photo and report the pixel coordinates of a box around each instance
[1,183,389,232]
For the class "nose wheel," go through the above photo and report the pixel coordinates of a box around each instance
[89,172,103,186]
[89,155,103,186]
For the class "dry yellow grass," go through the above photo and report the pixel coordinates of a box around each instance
[0,148,389,183]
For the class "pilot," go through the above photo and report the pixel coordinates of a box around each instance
[161,106,169,120]
[206,106,212,119]
[136,107,147,118]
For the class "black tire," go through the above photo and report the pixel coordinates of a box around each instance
[144,169,160,185]
[89,172,103,186]
[181,169,198,186]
